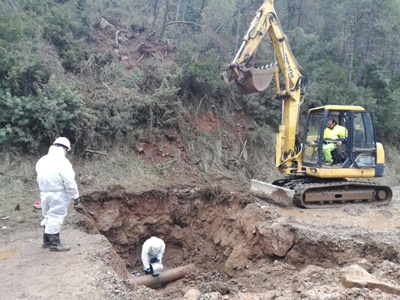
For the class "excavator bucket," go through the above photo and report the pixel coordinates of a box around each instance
[236,66,276,95]
[250,179,294,207]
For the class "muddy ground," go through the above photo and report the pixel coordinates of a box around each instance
[1,182,399,300]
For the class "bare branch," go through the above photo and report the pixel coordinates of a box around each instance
[146,21,206,40]
[215,0,259,34]
[102,82,114,95]
[115,30,120,46]
[84,148,108,156]
[238,140,247,160]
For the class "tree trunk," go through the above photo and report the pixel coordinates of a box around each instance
[347,8,362,85]
[200,0,206,13]
[175,0,183,46]
[393,42,400,76]
[355,0,377,85]
[297,0,303,27]
[7,0,17,12]
[152,0,160,29]
[347,24,355,84]
[175,0,182,21]
[235,0,242,53]
[160,0,170,38]
[287,1,296,31]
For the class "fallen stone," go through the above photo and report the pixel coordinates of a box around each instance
[341,264,400,296]
[183,288,201,300]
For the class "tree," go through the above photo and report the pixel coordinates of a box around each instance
[355,0,377,86]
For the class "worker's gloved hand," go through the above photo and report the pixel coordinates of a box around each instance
[145,267,152,275]
[74,197,81,206]
[155,259,161,263]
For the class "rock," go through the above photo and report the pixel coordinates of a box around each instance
[256,221,295,257]
[235,291,276,300]
[204,292,221,300]
[341,264,400,296]
[357,258,374,272]
[182,288,202,299]
[95,207,120,232]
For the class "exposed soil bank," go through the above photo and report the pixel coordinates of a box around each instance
[1,184,399,299]
[74,184,400,299]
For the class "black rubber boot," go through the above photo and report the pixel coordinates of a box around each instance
[42,231,51,248]
[48,232,71,252]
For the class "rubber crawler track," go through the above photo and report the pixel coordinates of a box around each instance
[292,180,392,208]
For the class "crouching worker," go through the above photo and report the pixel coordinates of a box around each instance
[36,137,81,252]
[141,236,165,276]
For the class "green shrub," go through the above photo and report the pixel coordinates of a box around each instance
[140,54,182,93]
[35,79,93,142]
[99,61,143,89]
[0,9,50,97]
[0,90,39,151]
[134,79,183,128]
[180,48,228,96]
[0,79,93,153]
[0,48,51,97]
[41,3,91,72]
[86,77,182,147]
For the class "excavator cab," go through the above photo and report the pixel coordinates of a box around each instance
[302,106,383,175]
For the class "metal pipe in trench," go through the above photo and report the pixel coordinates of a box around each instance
[129,263,196,288]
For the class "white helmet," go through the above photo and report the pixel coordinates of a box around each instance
[53,137,71,151]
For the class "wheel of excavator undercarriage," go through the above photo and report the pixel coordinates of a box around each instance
[376,189,388,200]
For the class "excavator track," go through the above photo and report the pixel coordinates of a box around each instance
[292,180,392,208]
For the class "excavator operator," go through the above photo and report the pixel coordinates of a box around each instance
[322,118,347,165]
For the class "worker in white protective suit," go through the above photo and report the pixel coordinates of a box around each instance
[36,137,81,252]
[141,236,165,274]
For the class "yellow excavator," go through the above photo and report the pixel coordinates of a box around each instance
[225,0,392,208]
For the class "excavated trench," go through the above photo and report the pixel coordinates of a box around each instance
[78,184,400,294]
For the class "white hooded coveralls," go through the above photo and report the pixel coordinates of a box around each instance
[141,236,165,270]
[36,145,79,234]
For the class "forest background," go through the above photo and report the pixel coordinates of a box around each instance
[2,0,400,191]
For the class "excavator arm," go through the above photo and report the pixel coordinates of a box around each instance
[228,0,309,174]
